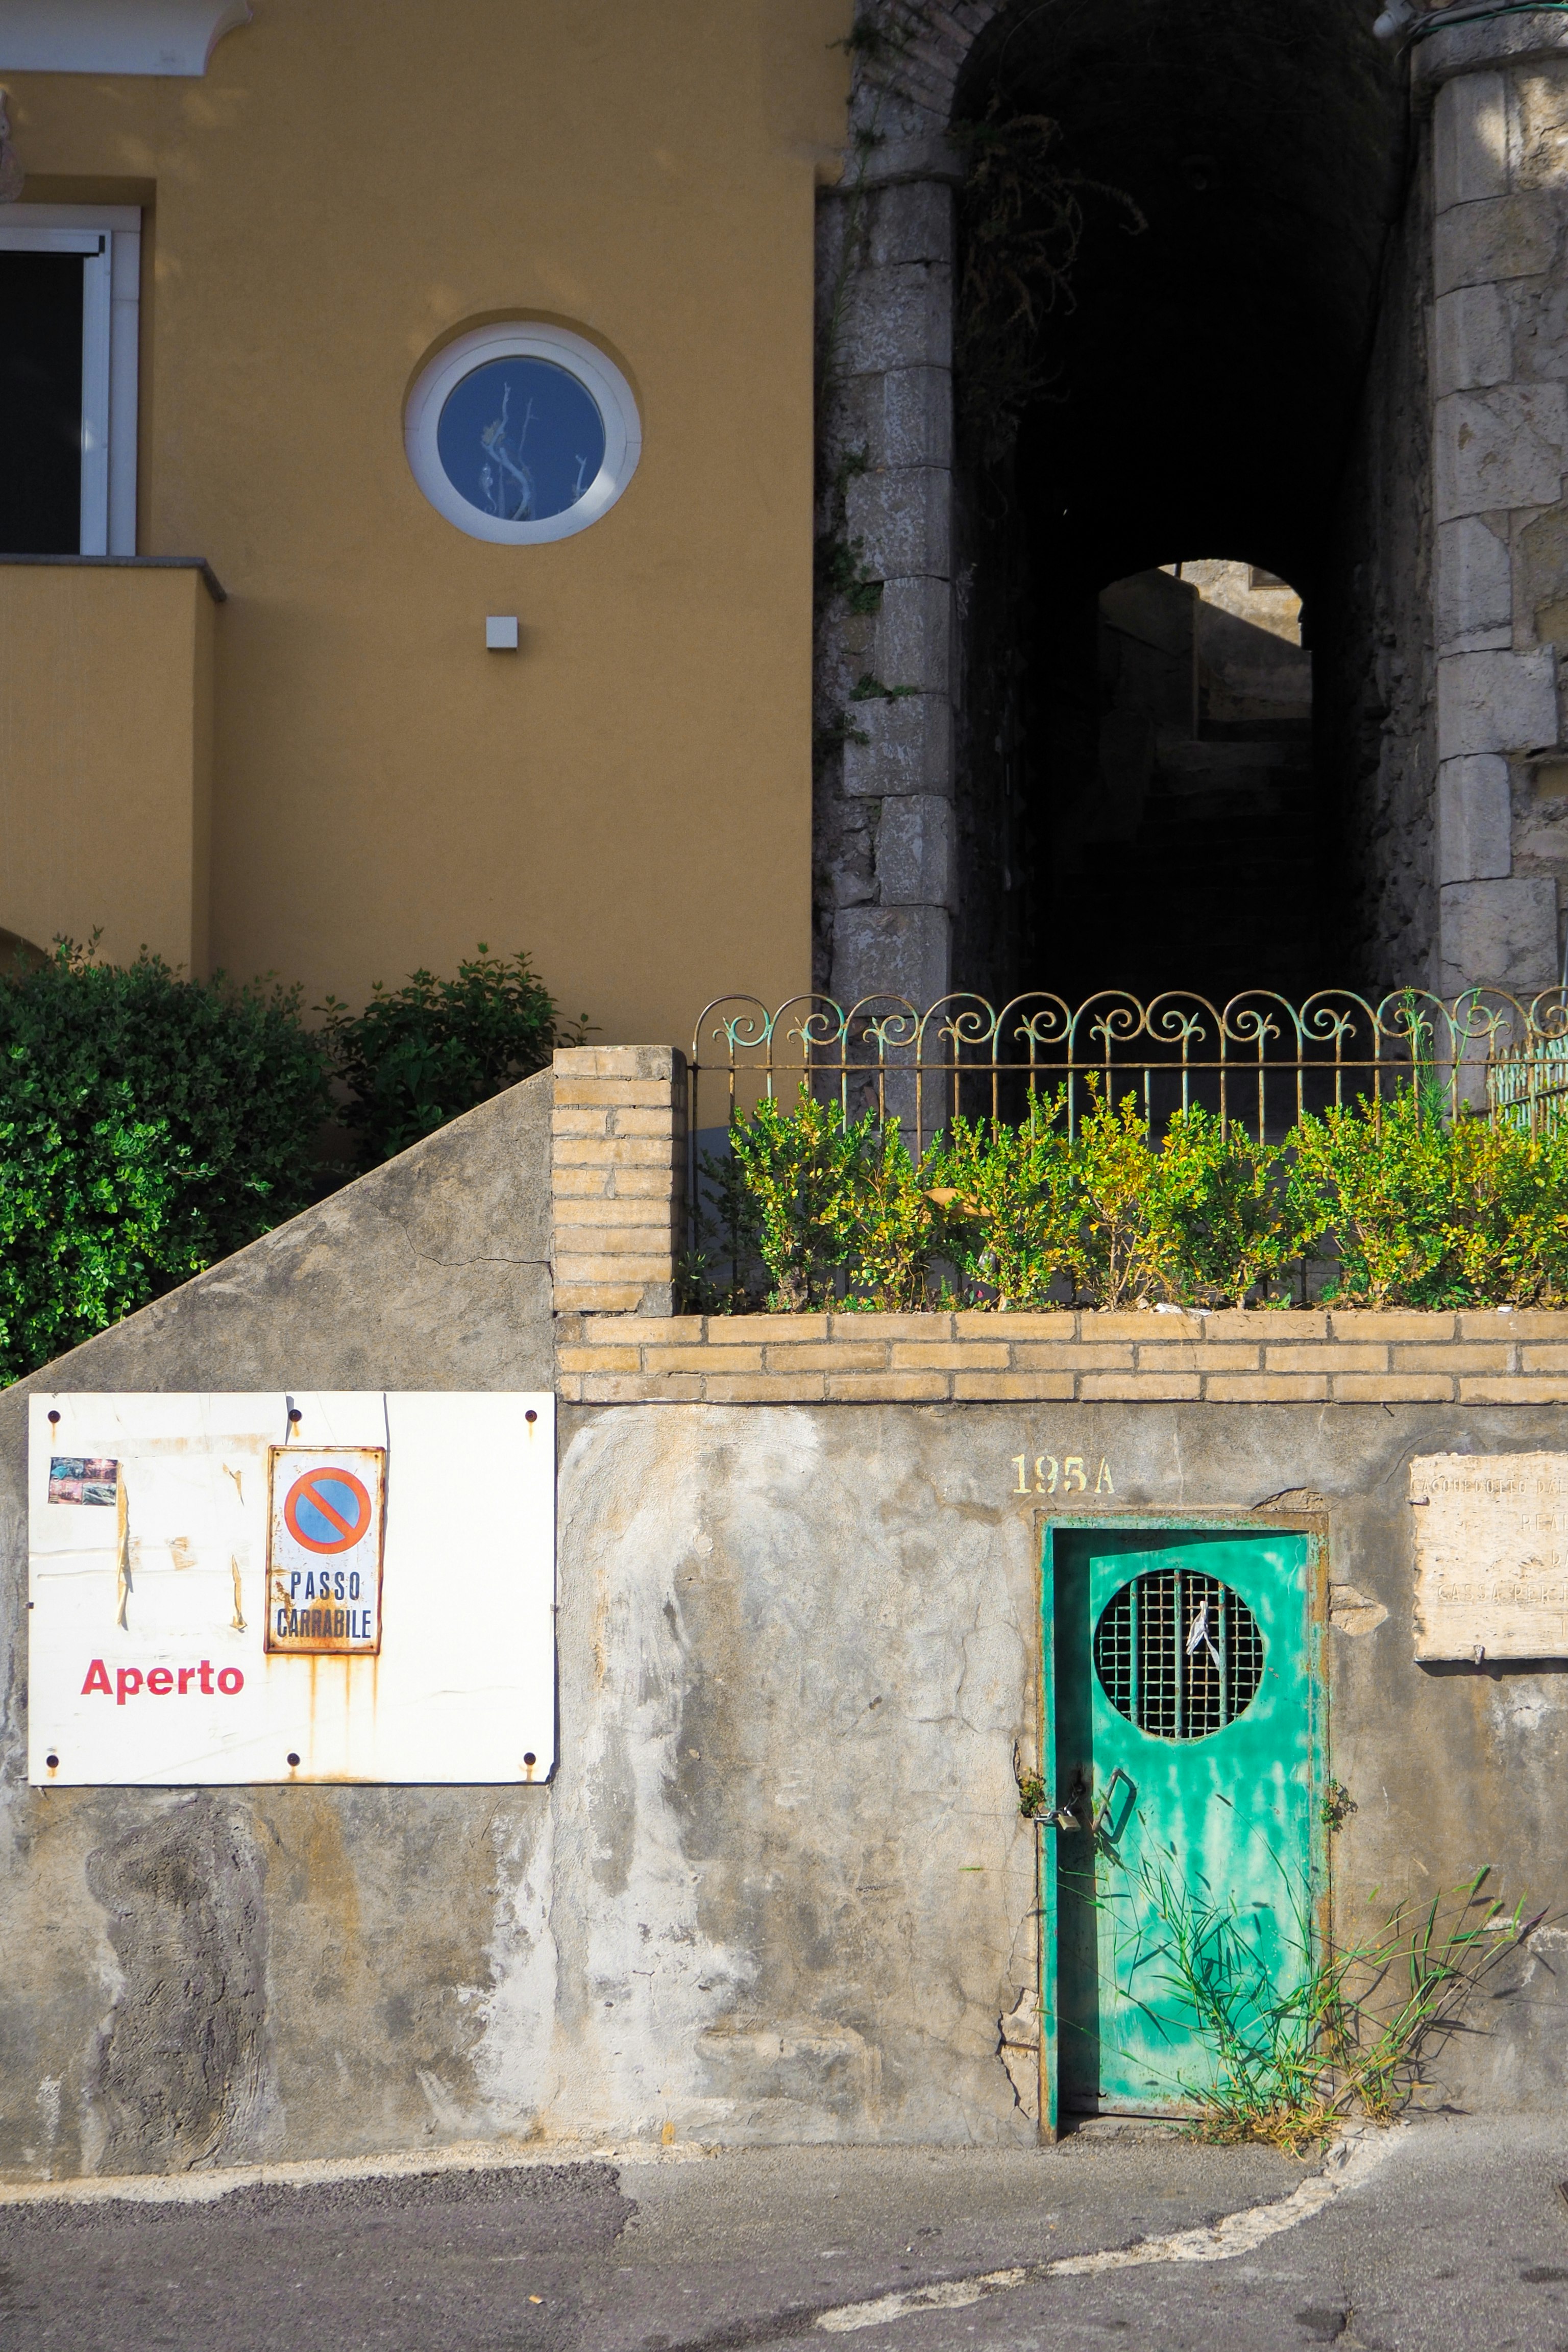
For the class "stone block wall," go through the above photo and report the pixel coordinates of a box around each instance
[7,1043,1568,2182]
[1416,19,1568,994]
[815,160,960,1009]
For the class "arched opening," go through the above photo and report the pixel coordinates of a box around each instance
[948,0,1410,1009]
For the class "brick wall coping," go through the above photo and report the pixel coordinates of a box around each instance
[553,1308,1568,1406]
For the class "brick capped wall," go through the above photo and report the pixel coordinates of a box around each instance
[554,1307,1568,1405]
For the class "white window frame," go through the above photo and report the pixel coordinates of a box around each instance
[0,204,140,555]
[404,323,641,547]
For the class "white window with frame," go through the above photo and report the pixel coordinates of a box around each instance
[0,204,140,556]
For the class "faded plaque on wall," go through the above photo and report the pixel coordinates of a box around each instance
[29,1392,554,1785]
[1411,1453,1568,1659]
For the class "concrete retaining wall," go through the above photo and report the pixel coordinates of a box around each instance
[3,1048,1567,2181]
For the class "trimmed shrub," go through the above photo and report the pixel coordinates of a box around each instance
[691,1082,1568,1313]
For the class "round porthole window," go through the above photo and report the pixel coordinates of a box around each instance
[1094,1568,1264,1741]
[404,324,641,545]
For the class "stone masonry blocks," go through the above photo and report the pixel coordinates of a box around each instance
[844,465,951,582]
[831,903,952,1012]
[1435,193,1559,296]
[836,262,952,378]
[1437,754,1513,881]
[841,691,953,798]
[1426,38,1568,993]
[1434,282,1513,393]
[1513,61,1568,188]
[1434,70,1509,210]
[870,575,952,695]
[834,366,952,475]
[1439,874,1561,992]
[875,795,953,906]
[1437,645,1558,753]
[862,177,954,273]
[1437,513,1513,649]
[1435,383,1567,520]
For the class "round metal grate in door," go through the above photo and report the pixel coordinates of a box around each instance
[1094,1569,1264,1739]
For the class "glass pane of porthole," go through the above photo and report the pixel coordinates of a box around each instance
[1093,1570,1264,1739]
[435,357,605,524]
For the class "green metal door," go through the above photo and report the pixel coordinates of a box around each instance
[1041,1523,1322,2124]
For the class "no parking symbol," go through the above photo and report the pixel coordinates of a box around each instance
[266,1446,385,1654]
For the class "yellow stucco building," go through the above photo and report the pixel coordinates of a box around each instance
[0,2,849,1048]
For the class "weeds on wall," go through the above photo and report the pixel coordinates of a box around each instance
[683,1082,1568,1313]
[1123,1852,1526,2154]
[951,100,1146,463]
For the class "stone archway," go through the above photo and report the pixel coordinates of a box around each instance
[814,0,1568,1018]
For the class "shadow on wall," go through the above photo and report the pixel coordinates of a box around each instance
[948,0,1408,1008]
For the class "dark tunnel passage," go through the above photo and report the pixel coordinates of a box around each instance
[949,0,1412,1011]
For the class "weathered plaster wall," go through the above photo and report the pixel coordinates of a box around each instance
[2,1061,1566,2179]
[0,1071,555,2178]
[543,1398,1568,2132]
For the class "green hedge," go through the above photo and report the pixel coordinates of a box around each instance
[318,945,584,1169]
[0,939,585,1381]
[688,1083,1568,1314]
[0,946,330,1378]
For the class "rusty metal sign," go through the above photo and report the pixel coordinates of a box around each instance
[265,1446,385,1654]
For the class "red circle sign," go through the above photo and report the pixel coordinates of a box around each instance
[284,1466,372,1555]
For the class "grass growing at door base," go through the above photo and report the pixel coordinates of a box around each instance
[1129,1857,1528,2155]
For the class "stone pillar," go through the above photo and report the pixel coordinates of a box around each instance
[1418,16,1568,998]
[550,1046,684,1317]
[816,124,961,1013]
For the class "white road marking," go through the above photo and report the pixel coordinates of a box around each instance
[816,2126,1401,2333]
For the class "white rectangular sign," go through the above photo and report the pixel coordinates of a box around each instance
[1411,1451,1568,1660]
[29,1392,555,1784]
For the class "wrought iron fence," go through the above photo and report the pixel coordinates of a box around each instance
[1488,1026,1568,1135]
[687,988,1568,1232]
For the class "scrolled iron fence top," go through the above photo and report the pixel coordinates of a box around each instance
[689,986,1568,1157]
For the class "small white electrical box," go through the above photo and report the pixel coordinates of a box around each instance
[485,615,520,651]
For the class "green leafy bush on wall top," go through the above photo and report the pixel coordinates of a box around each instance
[689,1082,1568,1314]
[318,945,586,1169]
[0,941,331,1380]
[0,938,589,1383]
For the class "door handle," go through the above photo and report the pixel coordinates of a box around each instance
[1093,1765,1137,1842]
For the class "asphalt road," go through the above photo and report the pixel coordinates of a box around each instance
[0,2114,1564,2350]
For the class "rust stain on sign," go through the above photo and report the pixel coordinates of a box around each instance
[264,1446,386,1657]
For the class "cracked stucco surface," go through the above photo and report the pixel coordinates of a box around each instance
[2,1064,1567,2173]
[0,1070,556,2180]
